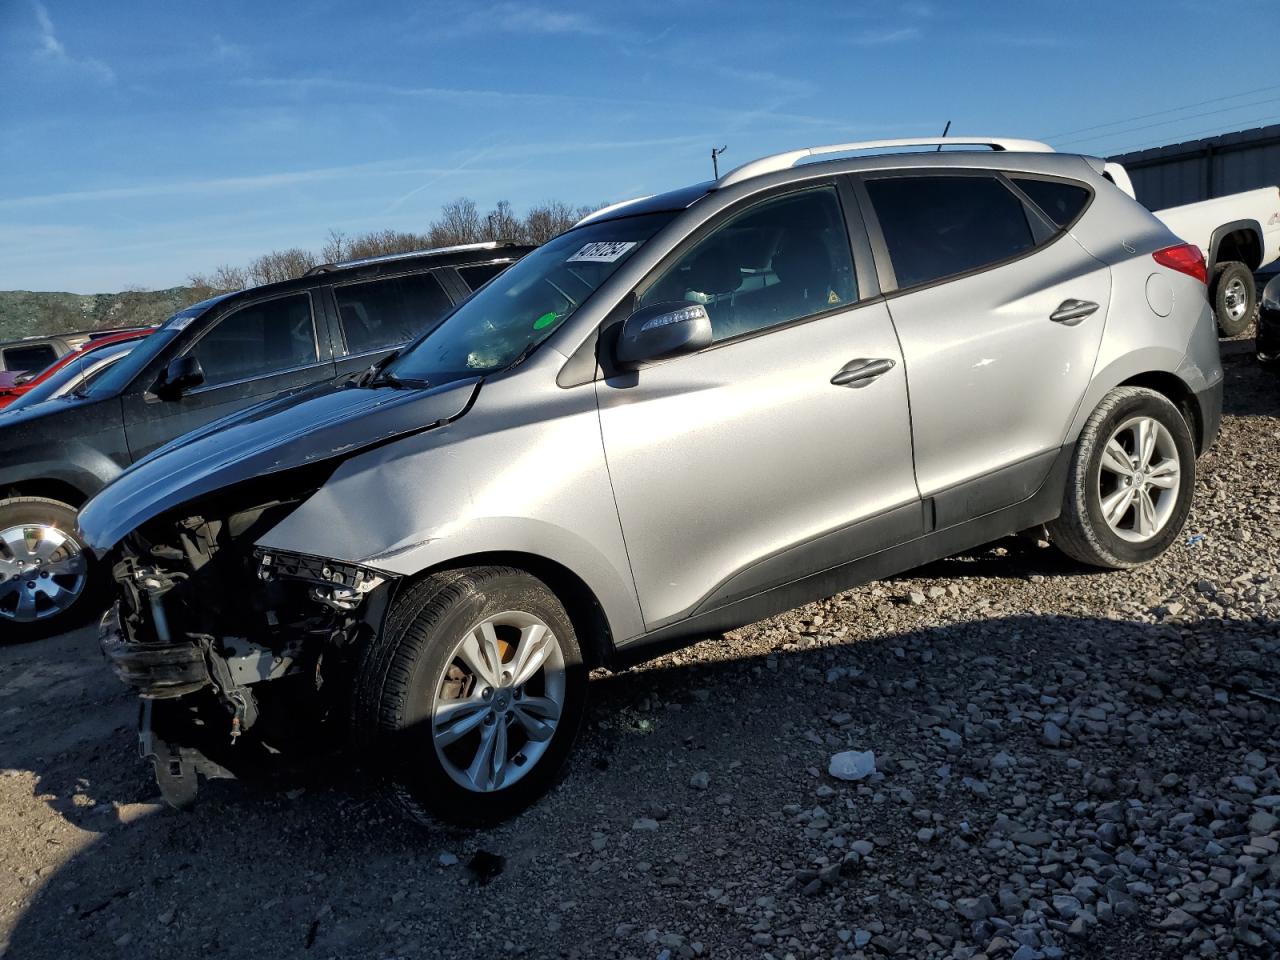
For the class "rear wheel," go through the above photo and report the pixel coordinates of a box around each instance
[353,567,588,826]
[0,496,99,642]
[1049,387,1195,569]
[1211,261,1256,337]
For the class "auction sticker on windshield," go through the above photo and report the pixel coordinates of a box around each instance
[567,241,637,263]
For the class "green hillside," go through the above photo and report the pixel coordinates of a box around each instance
[0,287,199,343]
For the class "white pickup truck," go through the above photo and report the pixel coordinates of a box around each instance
[1104,162,1280,336]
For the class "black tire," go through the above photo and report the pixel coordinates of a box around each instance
[1211,261,1257,338]
[0,496,103,643]
[353,566,588,826]
[1048,387,1195,569]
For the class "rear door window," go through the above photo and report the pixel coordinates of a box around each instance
[334,271,455,356]
[189,293,318,387]
[1010,177,1091,228]
[864,174,1036,289]
[457,262,509,292]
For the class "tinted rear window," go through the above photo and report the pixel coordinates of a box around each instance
[3,345,57,373]
[335,271,455,355]
[1011,177,1090,228]
[865,175,1036,289]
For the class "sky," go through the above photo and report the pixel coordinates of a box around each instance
[1,0,1278,294]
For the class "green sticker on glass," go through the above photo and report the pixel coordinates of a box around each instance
[533,311,558,330]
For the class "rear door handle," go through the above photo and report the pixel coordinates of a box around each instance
[831,357,896,388]
[1050,299,1099,325]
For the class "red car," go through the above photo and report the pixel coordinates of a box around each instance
[0,329,154,410]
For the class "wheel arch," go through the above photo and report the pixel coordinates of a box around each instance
[1114,370,1202,450]
[1209,220,1263,272]
[1,475,95,509]
[402,551,617,669]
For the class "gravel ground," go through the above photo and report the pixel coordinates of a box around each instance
[2,340,1279,960]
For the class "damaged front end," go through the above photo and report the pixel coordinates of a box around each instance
[98,477,396,808]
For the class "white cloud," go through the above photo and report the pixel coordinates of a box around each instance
[31,2,115,83]
[850,26,921,46]
[436,2,617,39]
[211,34,248,63]
[0,159,493,209]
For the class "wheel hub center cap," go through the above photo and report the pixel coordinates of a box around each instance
[494,691,511,713]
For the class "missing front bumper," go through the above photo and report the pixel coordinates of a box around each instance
[99,604,210,699]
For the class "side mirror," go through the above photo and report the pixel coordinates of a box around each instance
[615,301,713,369]
[157,355,205,398]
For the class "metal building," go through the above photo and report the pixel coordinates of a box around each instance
[1109,123,1280,210]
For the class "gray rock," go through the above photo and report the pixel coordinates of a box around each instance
[1041,721,1063,748]
[1249,811,1278,835]
[1158,907,1197,931]
[956,895,996,921]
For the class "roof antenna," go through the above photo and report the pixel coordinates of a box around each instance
[711,145,728,179]
[936,120,951,151]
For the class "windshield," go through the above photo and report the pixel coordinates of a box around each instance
[386,212,675,385]
[8,341,136,410]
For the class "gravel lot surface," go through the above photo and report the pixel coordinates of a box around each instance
[3,340,1279,960]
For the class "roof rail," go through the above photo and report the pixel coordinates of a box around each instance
[304,240,520,276]
[716,137,1055,188]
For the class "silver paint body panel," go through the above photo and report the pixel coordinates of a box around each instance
[244,148,1223,650]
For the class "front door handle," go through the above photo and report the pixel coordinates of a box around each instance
[831,357,896,388]
[1050,299,1099,325]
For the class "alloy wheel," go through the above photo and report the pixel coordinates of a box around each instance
[0,524,88,623]
[431,611,566,793]
[1095,416,1181,543]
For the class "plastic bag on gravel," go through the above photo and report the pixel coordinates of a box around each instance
[829,750,876,781]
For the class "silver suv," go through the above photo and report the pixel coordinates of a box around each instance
[83,137,1223,824]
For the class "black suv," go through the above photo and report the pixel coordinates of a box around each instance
[0,242,532,640]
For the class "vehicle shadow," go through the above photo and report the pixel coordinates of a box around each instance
[5,609,1278,959]
[1220,336,1280,418]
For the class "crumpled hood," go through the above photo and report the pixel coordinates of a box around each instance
[78,377,479,554]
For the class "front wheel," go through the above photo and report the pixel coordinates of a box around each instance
[353,567,588,826]
[0,496,99,642]
[1049,387,1195,569]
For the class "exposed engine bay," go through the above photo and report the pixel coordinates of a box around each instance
[98,477,397,807]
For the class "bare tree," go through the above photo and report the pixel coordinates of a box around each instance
[429,197,482,246]
[481,200,521,242]
[321,229,349,264]
[182,194,600,303]
[523,200,580,244]
[343,229,433,260]
[187,263,249,299]
[247,248,318,286]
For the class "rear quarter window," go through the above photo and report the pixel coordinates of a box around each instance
[1011,177,1091,228]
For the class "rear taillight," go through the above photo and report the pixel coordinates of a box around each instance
[1152,243,1207,284]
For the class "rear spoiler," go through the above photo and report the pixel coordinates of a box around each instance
[1085,156,1137,199]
